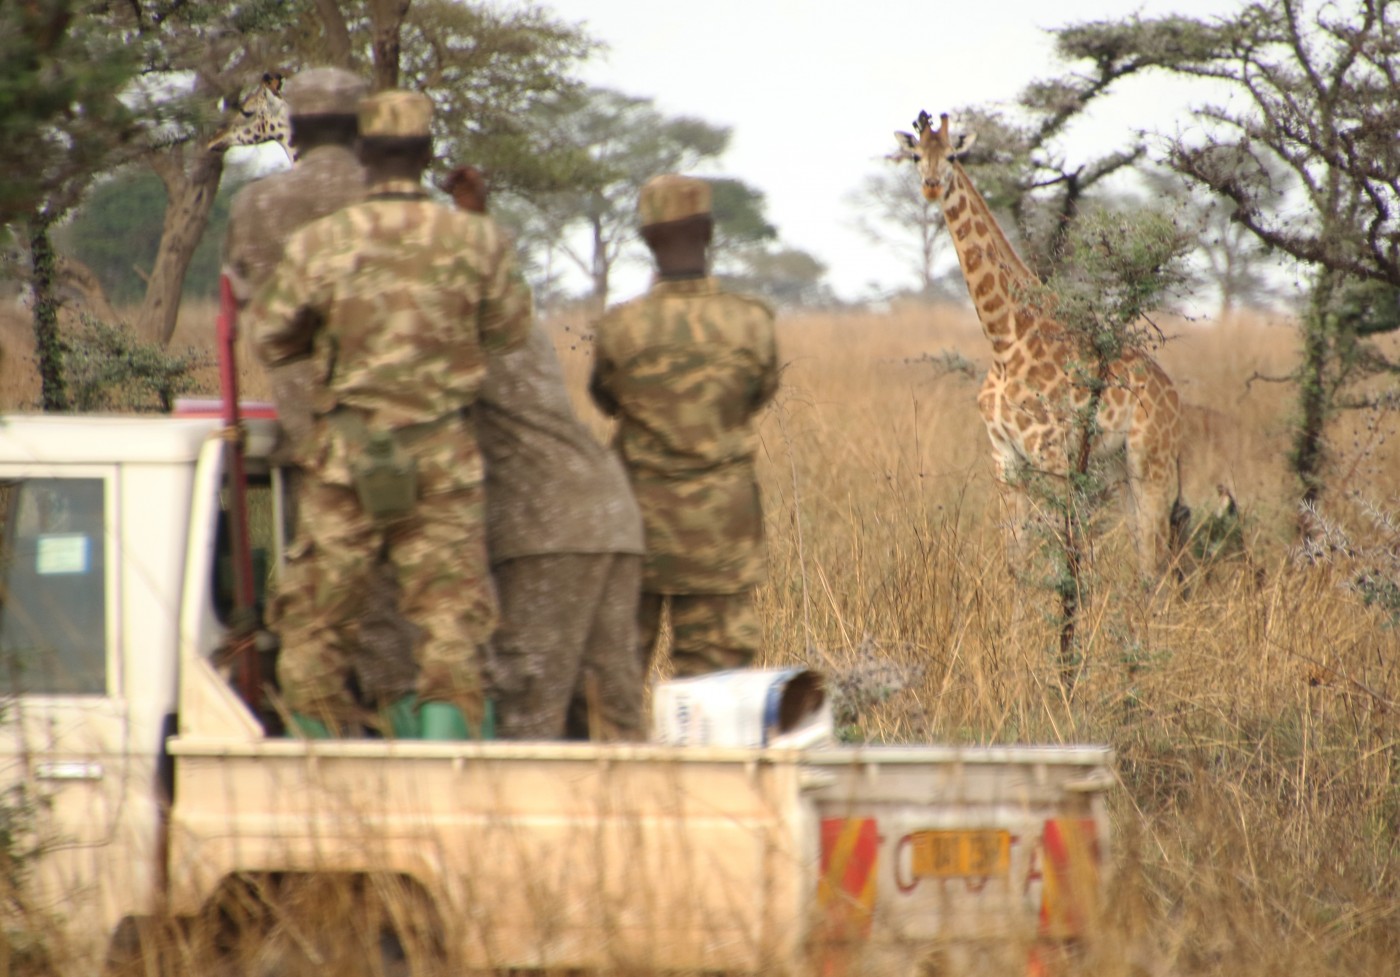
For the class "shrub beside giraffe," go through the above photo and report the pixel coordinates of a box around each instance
[893,110,1185,580]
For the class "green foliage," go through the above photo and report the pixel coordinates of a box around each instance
[710,178,778,258]
[58,167,246,304]
[1335,277,1400,338]
[1052,14,1240,75]
[0,2,139,226]
[491,85,819,308]
[497,86,740,305]
[62,317,211,413]
[1015,207,1194,686]
[12,0,591,343]
[28,221,69,412]
[1044,208,1196,360]
[1190,501,1246,567]
[711,179,831,309]
[398,0,599,197]
[1288,268,1400,502]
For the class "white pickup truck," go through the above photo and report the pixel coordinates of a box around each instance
[0,410,1114,977]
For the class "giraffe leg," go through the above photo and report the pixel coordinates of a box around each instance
[1003,486,1036,572]
[992,479,1039,631]
[992,455,1038,580]
[1125,454,1176,580]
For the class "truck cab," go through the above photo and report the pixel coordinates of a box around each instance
[0,412,280,970]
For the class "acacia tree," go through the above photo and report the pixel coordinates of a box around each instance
[1029,208,1194,686]
[502,87,733,309]
[1129,167,1280,316]
[709,177,778,269]
[1049,0,1400,519]
[710,178,833,310]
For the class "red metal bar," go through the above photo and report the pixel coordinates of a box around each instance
[216,274,261,705]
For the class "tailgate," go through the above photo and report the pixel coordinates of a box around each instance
[800,745,1114,975]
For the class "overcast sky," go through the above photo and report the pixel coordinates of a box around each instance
[538,0,1238,304]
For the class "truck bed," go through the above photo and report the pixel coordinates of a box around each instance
[168,726,1112,975]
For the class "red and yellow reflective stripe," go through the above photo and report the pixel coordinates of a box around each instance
[1039,817,1101,939]
[818,817,879,935]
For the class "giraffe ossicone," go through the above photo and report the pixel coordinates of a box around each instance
[894,109,1185,579]
[207,71,295,163]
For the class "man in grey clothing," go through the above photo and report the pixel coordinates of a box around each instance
[446,165,646,741]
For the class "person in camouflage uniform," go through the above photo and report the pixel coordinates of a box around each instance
[443,165,646,741]
[590,174,780,678]
[222,67,368,452]
[222,68,421,728]
[250,92,531,739]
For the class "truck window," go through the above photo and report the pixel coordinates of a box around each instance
[212,475,275,627]
[0,478,108,695]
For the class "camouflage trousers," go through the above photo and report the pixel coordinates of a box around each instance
[637,589,760,679]
[488,553,644,741]
[272,413,496,724]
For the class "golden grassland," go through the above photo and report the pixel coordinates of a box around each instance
[2,297,1398,974]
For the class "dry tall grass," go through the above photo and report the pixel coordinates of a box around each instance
[2,296,1397,974]
[752,304,1399,976]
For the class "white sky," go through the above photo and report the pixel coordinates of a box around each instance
[537,0,1239,304]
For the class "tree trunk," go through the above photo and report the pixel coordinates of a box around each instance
[1055,367,1109,697]
[368,0,413,90]
[27,217,69,411]
[1293,277,1334,533]
[136,147,226,345]
[311,0,355,69]
[589,215,610,314]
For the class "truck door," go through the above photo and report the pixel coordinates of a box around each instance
[0,471,149,966]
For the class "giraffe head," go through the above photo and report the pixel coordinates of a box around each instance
[207,71,295,163]
[892,110,976,202]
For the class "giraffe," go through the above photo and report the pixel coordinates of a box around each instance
[207,71,294,163]
[893,110,1184,579]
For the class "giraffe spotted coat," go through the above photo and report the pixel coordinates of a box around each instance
[895,111,1184,577]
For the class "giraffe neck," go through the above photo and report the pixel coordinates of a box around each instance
[940,162,1041,360]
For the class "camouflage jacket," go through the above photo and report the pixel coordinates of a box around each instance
[590,276,778,593]
[222,144,366,307]
[250,179,532,459]
[478,324,643,562]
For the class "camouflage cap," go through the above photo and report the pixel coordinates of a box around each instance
[282,67,367,118]
[638,174,711,226]
[358,90,433,139]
